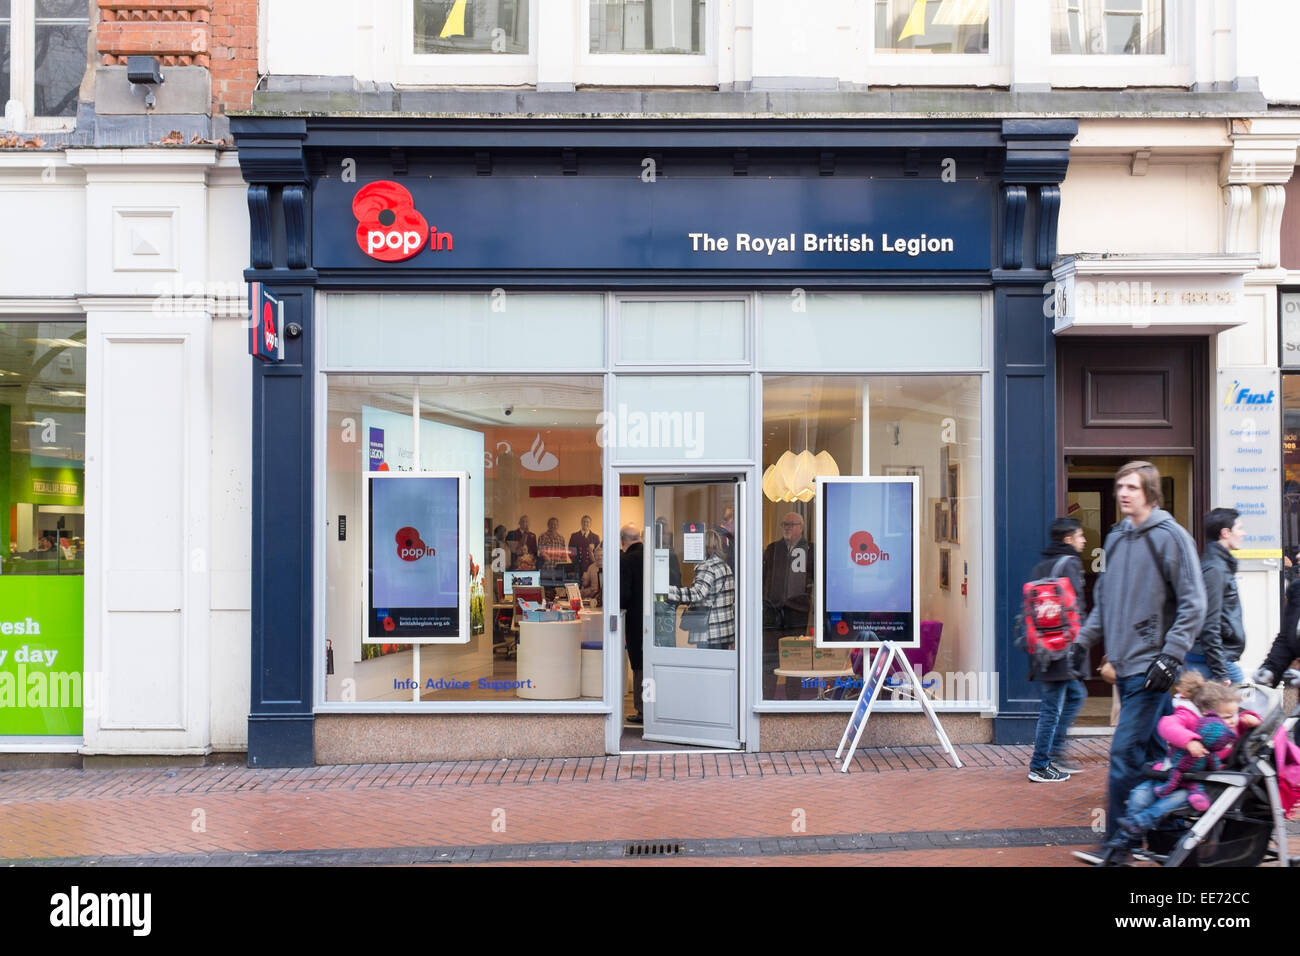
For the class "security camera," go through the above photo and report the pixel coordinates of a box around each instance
[503,405,514,416]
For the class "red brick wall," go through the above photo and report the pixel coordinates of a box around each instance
[209,0,258,113]
[96,0,258,114]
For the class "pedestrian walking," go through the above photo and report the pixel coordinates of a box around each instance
[1024,518,1089,783]
[1069,460,1206,844]
[1187,507,1246,684]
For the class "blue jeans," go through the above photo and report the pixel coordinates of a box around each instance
[1030,679,1086,772]
[1185,653,1243,684]
[1124,779,1191,834]
[1107,673,1174,839]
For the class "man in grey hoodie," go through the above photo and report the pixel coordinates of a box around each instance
[1068,461,1206,849]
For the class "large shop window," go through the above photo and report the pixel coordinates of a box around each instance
[760,375,984,704]
[325,374,604,705]
[0,320,86,736]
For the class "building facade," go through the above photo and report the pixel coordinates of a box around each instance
[231,0,1300,767]
[0,0,257,762]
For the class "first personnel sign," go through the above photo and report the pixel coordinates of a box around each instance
[248,281,284,363]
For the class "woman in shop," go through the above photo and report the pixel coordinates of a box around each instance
[665,529,736,650]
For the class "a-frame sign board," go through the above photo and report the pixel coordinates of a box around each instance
[834,642,963,773]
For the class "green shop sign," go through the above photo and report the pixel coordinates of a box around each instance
[0,576,84,735]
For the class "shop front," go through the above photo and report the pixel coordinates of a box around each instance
[233,117,1075,766]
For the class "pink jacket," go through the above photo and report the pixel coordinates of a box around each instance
[1157,706,1257,760]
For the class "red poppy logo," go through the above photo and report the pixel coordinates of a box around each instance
[353,181,453,262]
[354,181,429,262]
[836,620,850,636]
[383,616,396,632]
[850,530,887,566]
[396,526,435,561]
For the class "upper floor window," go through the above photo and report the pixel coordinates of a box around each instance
[1051,0,1164,55]
[2,0,89,125]
[413,0,529,55]
[589,0,706,55]
[874,0,989,55]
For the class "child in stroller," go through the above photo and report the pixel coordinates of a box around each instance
[1083,669,1300,867]
[1097,674,1259,865]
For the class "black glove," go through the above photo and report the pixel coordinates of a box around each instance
[1067,642,1088,676]
[1144,653,1181,693]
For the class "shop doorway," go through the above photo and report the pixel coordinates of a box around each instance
[626,476,743,750]
[1058,337,1208,726]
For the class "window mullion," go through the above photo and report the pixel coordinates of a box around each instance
[13,0,36,120]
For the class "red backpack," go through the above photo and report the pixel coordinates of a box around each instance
[1018,556,1081,666]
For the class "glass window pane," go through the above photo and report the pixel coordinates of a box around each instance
[618,300,744,364]
[1050,0,1164,55]
[590,0,705,54]
[761,375,984,703]
[325,374,605,703]
[36,0,87,15]
[611,375,750,462]
[875,0,988,54]
[759,293,982,370]
[34,22,86,117]
[1,16,9,109]
[326,294,604,369]
[413,0,529,54]
[0,322,87,577]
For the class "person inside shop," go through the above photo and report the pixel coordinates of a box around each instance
[762,511,813,697]
[569,515,600,578]
[505,515,538,571]
[619,525,646,725]
[581,543,603,604]
[666,529,736,650]
[538,517,569,567]
[715,505,736,567]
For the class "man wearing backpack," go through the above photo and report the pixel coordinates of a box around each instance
[1068,461,1206,847]
[1026,518,1090,783]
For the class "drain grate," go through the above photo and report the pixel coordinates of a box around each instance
[624,841,684,857]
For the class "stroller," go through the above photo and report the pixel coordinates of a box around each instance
[1124,670,1300,867]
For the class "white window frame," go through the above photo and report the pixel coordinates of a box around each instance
[576,0,719,87]
[865,0,1010,88]
[1,0,88,133]
[394,0,539,87]
[1047,0,1191,88]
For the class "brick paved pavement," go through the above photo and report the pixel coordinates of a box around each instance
[0,741,1127,865]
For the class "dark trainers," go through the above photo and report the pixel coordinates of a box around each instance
[1028,765,1067,783]
[1051,757,1084,774]
[625,713,643,725]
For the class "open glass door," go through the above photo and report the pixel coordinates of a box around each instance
[641,477,742,749]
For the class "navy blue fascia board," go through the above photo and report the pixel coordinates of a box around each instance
[1001,118,1077,185]
[307,271,995,290]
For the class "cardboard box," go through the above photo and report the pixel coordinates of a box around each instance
[812,646,850,671]
[778,637,813,670]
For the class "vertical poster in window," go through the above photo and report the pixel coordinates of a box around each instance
[816,476,919,648]
[365,472,469,642]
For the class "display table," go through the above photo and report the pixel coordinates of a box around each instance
[516,619,585,700]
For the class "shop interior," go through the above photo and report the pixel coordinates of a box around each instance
[0,323,86,576]
[325,370,988,721]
